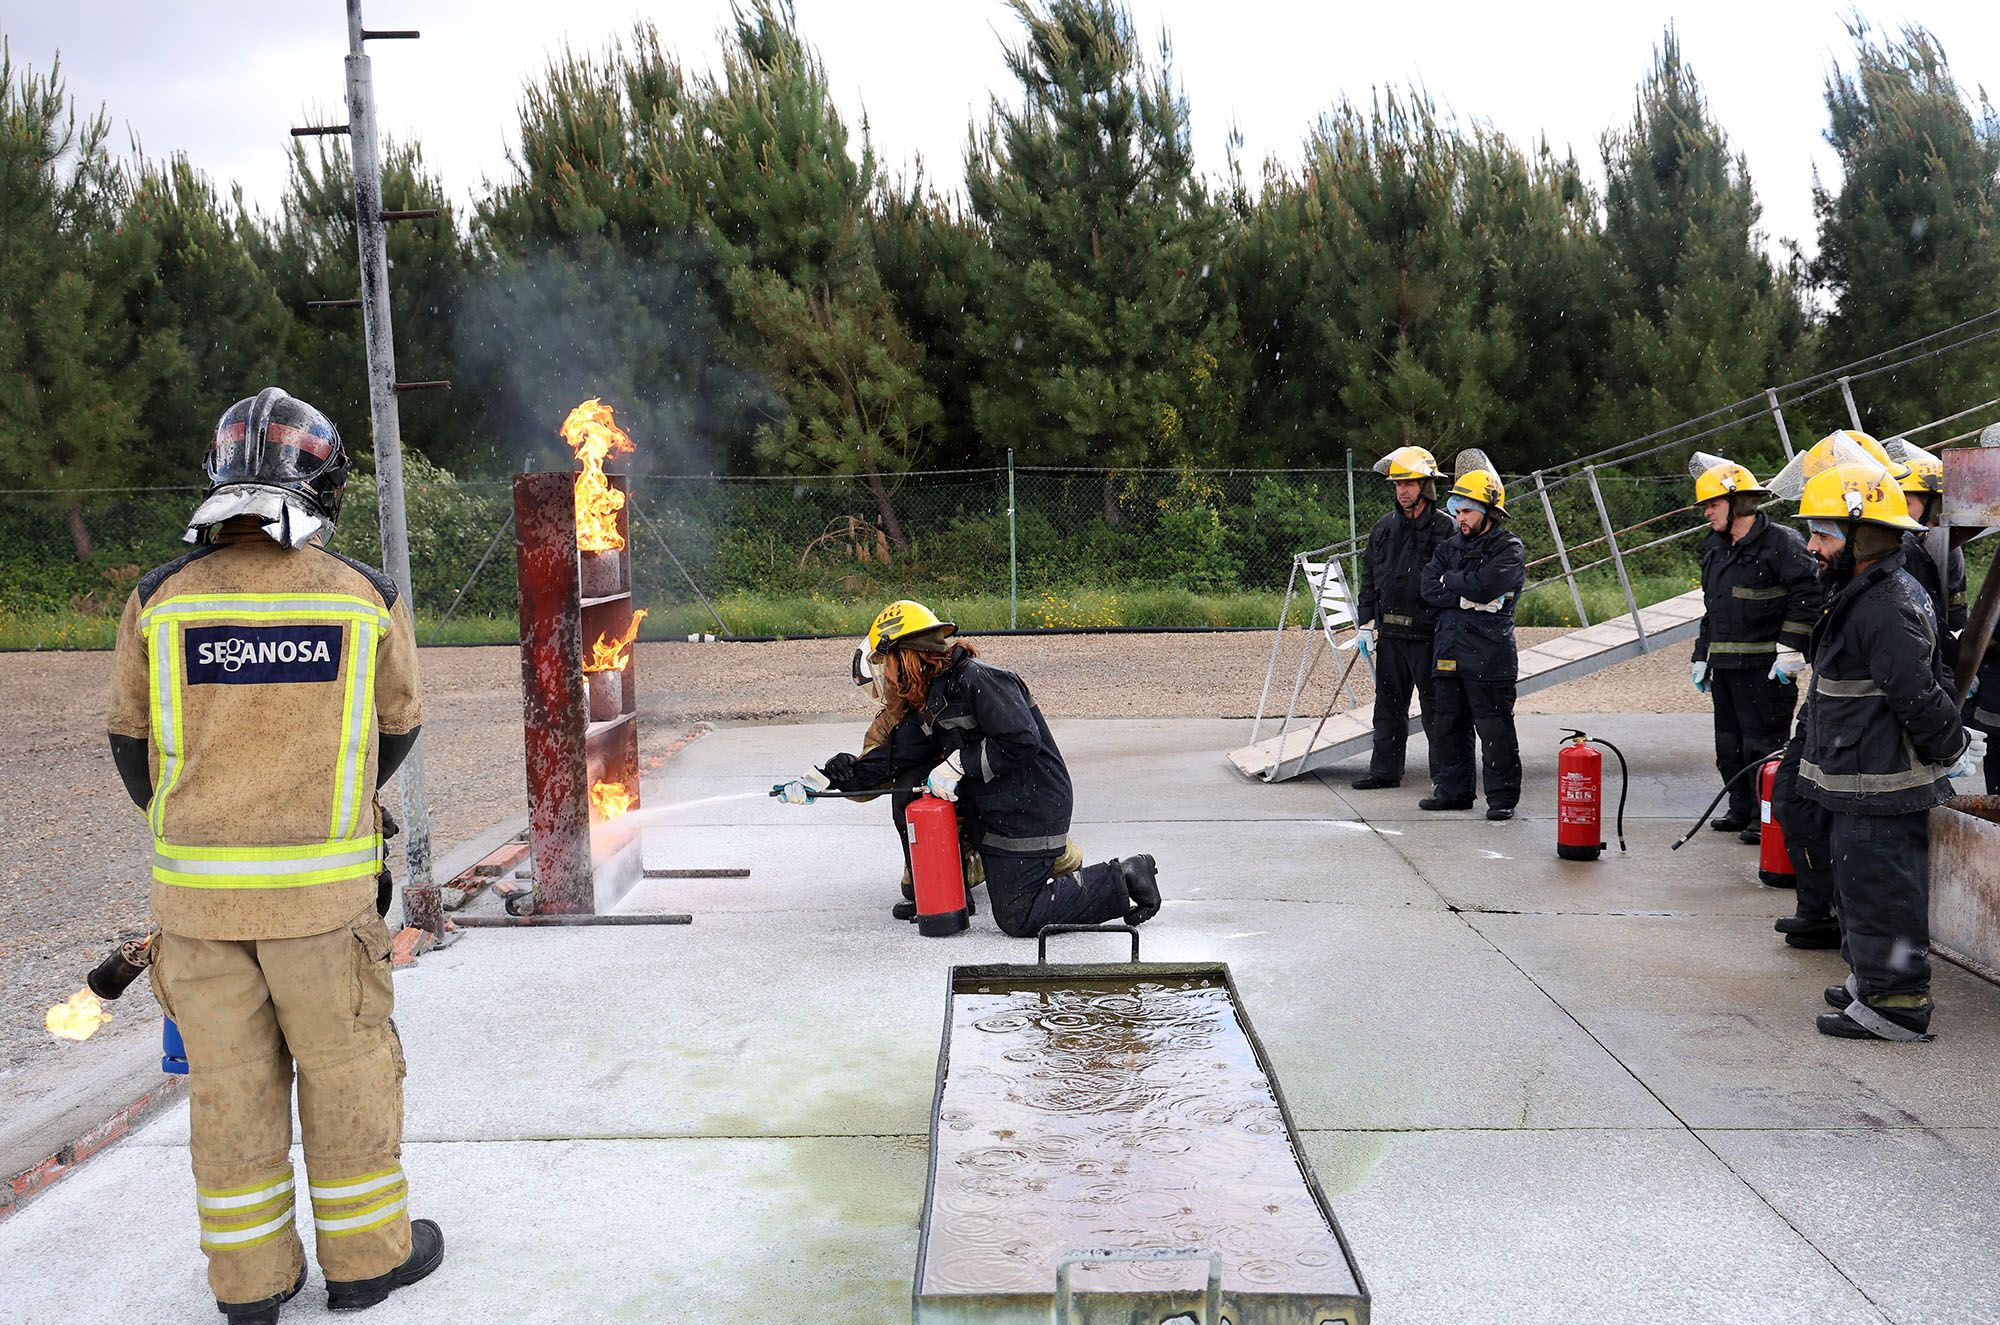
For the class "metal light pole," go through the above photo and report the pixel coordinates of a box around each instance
[343,0,437,936]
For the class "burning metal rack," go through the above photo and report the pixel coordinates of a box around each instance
[496,469,688,925]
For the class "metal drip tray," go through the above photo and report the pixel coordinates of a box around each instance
[914,927,1369,1325]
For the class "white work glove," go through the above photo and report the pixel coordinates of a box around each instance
[1769,649,1806,685]
[1354,623,1374,659]
[925,752,965,802]
[1691,661,1709,693]
[774,771,828,805]
[1458,594,1511,614]
[1947,728,1988,781]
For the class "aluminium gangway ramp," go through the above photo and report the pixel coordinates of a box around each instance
[1228,588,1708,782]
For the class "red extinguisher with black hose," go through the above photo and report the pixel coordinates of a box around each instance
[1756,756,1795,888]
[906,794,971,936]
[1556,729,1629,861]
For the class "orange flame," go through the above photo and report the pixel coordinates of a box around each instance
[46,987,112,1042]
[584,610,648,673]
[590,780,636,820]
[559,398,635,552]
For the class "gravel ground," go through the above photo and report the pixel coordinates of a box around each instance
[0,628,1702,1083]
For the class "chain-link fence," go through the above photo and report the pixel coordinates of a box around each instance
[0,461,1718,645]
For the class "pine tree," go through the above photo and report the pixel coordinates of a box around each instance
[1593,29,1800,463]
[0,46,179,559]
[678,1,942,547]
[469,26,765,474]
[123,155,291,483]
[871,175,992,466]
[1811,22,2000,434]
[251,139,477,471]
[965,0,1243,522]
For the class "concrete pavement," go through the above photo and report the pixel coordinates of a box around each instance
[3,714,1998,1323]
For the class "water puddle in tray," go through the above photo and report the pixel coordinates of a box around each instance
[921,977,1357,1298]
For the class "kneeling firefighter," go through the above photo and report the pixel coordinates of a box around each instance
[107,389,443,1321]
[1787,444,1983,1040]
[860,600,1160,937]
[791,643,1081,921]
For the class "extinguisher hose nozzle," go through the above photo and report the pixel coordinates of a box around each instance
[1670,748,1785,851]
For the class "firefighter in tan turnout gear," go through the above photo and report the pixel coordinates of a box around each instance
[105,389,443,1321]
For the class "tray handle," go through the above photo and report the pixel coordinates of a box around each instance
[1036,923,1140,965]
[1053,1246,1222,1324]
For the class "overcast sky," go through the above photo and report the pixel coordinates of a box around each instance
[9,1,1999,258]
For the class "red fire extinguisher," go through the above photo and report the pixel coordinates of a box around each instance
[1756,757,1795,888]
[1556,729,1629,861]
[906,794,970,936]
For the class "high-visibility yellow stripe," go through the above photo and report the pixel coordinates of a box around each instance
[158,835,382,862]
[200,1199,297,1250]
[197,1176,295,1210]
[154,835,381,889]
[140,592,388,629]
[330,619,378,841]
[315,1193,408,1237]
[309,1168,403,1202]
[200,1193,295,1224]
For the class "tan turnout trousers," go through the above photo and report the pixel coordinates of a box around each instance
[151,909,411,1304]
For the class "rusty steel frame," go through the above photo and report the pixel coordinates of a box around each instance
[513,471,644,916]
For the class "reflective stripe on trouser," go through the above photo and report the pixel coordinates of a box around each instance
[1369,634,1439,783]
[980,850,1130,939]
[152,911,411,1304]
[1710,667,1796,821]
[1771,736,1836,924]
[1430,675,1521,809]
[1827,809,1932,1003]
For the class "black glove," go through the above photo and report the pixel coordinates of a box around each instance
[375,869,393,918]
[820,753,858,789]
[380,803,401,840]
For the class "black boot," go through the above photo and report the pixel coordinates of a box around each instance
[1737,825,1762,846]
[1711,813,1752,833]
[327,1219,445,1311]
[1418,795,1473,811]
[1350,775,1400,790]
[1775,914,1840,949]
[219,1264,306,1324]
[1817,996,1933,1042]
[892,901,917,922]
[1485,806,1515,821]
[1120,855,1161,925]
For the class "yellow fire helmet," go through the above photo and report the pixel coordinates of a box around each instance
[1882,438,1943,495]
[1688,451,1771,504]
[1794,462,1922,530]
[1447,448,1507,516]
[1769,429,1908,500]
[867,599,956,657]
[1372,445,1442,481]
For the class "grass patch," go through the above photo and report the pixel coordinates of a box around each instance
[0,608,121,650]
[1,589,1308,652]
[1515,571,1702,628]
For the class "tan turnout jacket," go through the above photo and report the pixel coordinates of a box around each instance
[108,531,420,939]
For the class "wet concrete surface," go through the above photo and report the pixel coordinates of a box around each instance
[4,714,1995,1323]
